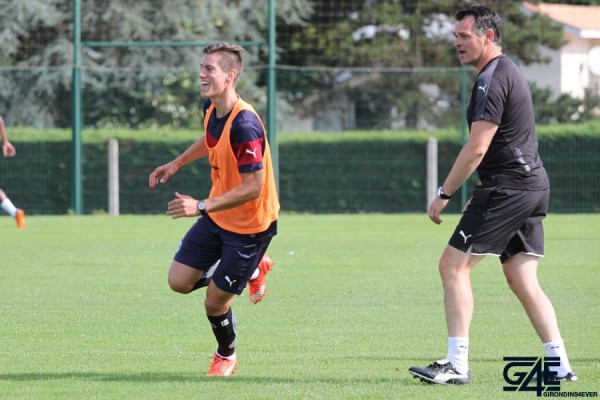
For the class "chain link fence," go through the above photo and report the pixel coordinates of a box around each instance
[0,1,598,214]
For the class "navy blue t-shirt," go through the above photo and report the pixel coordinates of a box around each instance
[203,99,265,174]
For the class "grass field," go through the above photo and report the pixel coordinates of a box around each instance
[1,213,599,399]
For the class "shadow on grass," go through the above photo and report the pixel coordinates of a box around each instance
[0,357,453,384]
[0,372,197,383]
[2,357,595,384]
[0,371,414,384]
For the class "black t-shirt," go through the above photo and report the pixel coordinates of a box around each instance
[467,55,548,190]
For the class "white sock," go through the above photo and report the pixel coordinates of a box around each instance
[1,198,18,217]
[249,267,260,281]
[447,337,469,374]
[216,351,236,360]
[544,338,572,376]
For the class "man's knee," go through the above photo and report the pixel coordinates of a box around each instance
[204,296,224,315]
[168,261,202,294]
[438,246,478,284]
[168,275,194,294]
[204,283,235,316]
[438,253,459,281]
[438,260,457,288]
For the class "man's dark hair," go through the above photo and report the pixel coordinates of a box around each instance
[203,42,245,82]
[456,5,502,45]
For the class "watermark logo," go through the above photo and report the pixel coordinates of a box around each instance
[503,356,598,398]
[503,357,560,396]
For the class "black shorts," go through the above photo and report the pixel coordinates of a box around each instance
[174,215,277,295]
[448,185,549,263]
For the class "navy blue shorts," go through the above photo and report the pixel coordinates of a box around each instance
[173,215,277,295]
[448,185,548,263]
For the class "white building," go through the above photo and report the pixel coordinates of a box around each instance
[520,2,600,99]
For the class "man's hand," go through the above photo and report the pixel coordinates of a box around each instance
[149,161,179,189]
[2,141,16,157]
[166,192,200,219]
[428,196,449,225]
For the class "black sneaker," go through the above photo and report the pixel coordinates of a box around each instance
[409,359,471,385]
[548,371,578,382]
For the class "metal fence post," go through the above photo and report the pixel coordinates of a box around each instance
[72,0,83,214]
[426,137,438,211]
[108,139,119,216]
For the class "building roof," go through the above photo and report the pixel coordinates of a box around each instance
[521,2,600,38]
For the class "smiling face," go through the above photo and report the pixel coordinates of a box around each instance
[198,52,233,99]
[453,15,486,68]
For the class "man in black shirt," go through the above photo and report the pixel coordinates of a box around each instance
[408,5,577,385]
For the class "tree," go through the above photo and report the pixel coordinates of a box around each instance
[531,83,600,124]
[0,0,312,128]
[1,1,595,129]
[276,1,568,129]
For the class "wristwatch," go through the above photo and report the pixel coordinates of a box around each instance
[437,186,453,200]
[197,200,207,215]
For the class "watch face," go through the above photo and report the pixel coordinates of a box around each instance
[198,201,205,211]
[437,187,451,199]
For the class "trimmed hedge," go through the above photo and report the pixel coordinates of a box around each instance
[1,127,599,214]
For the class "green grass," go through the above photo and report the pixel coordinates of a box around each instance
[1,214,599,399]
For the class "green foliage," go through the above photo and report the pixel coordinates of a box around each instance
[1,214,599,399]
[0,0,311,128]
[90,71,204,129]
[4,123,600,214]
[537,120,600,138]
[10,121,600,143]
[531,84,600,124]
[277,1,570,129]
[7,126,202,142]
[499,3,567,64]
[0,1,595,131]
[279,140,431,213]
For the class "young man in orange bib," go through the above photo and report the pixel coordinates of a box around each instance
[149,42,279,377]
